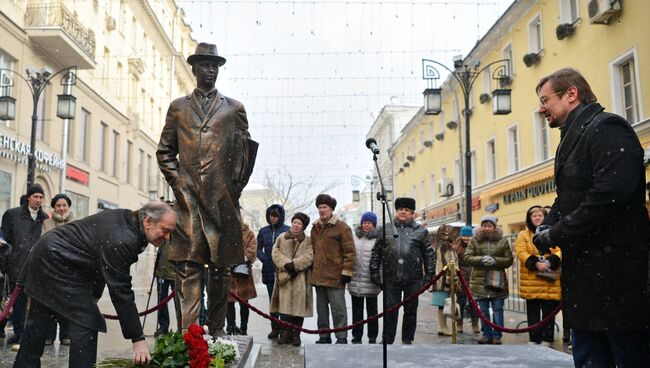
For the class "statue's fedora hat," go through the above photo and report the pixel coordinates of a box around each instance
[187,43,226,66]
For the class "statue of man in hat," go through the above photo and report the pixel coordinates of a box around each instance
[157,42,258,335]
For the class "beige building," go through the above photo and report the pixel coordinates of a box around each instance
[0,0,196,220]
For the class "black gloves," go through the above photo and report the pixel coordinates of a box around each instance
[533,224,553,255]
[342,275,352,284]
[284,262,298,277]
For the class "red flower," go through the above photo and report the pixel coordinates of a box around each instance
[184,323,210,368]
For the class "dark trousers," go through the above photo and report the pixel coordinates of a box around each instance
[205,267,230,335]
[265,281,280,331]
[226,301,249,330]
[351,295,378,340]
[572,328,650,368]
[13,298,98,368]
[384,280,420,343]
[10,283,26,339]
[525,299,559,343]
[156,278,175,333]
[45,317,68,342]
[280,314,304,329]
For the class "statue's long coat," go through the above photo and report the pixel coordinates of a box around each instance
[157,89,257,267]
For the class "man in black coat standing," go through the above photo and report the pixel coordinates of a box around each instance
[533,68,650,367]
[1,184,48,346]
[13,201,177,368]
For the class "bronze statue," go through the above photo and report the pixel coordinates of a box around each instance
[157,42,258,335]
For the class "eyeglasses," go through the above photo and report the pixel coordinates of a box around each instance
[539,90,565,108]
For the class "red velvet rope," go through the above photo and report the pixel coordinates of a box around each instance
[102,291,176,320]
[230,269,448,334]
[0,285,22,322]
[455,269,561,333]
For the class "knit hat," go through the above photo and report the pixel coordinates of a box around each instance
[27,184,44,198]
[291,212,310,229]
[360,212,377,227]
[315,194,337,210]
[460,226,474,236]
[51,193,72,208]
[394,197,416,211]
[480,214,498,226]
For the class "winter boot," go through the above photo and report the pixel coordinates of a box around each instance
[437,309,451,336]
[278,330,289,345]
[471,318,480,334]
[456,319,464,334]
[292,330,302,346]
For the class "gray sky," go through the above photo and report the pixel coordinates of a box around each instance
[179,0,514,206]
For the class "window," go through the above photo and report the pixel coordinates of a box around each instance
[471,150,477,187]
[453,159,462,195]
[0,51,14,127]
[0,170,12,214]
[138,149,145,190]
[420,180,426,207]
[429,174,436,204]
[486,139,496,182]
[528,15,543,53]
[116,62,123,101]
[126,140,133,184]
[99,122,108,172]
[110,130,119,177]
[78,108,90,162]
[452,95,460,124]
[438,111,445,134]
[559,0,579,24]
[35,92,46,141]
[611,51,641,124]
[533,111,551,161]
[147,154,152,191]
[419,129,425,147]
[103,47,110,88]
[508,124,520,173]
[502,43,514,77]
[482,65,492,95]
[67,191,89,219]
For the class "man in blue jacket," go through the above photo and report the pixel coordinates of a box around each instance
[256,204,289,338]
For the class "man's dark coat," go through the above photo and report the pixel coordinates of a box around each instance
[157,89,257,267]
[22,209,148,339]
[542,102,650,331]
[1,205,48,282]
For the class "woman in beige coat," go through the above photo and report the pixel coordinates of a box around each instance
[270,212,313,346]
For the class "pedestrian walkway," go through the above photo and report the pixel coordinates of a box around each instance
[0,282,572,367]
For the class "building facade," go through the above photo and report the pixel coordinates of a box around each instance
[0,0,196,218]
[392,0,649,234]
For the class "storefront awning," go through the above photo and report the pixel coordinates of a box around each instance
[480,166,554,199]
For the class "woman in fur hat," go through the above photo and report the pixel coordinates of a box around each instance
[270,212,313,346]
[463,215,513,345]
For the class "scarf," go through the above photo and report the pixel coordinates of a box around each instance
[284,231,305,243]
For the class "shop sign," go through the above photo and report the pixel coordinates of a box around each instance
[486,203,499,213]
[503,180,556,204]
[426,203,459,219]
[66,165,89,185]
[0,133,65,172]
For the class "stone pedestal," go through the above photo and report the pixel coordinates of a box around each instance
[305,344,573,368]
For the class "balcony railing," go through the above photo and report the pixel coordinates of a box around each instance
[25,4,96,60]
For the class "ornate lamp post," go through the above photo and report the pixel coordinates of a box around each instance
[421,57,511,226]
[0,66,77,188]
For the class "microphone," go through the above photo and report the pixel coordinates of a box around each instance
[365,138,380,154]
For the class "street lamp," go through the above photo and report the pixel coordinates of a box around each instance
[0,66,77,188]
[421,57,511,226]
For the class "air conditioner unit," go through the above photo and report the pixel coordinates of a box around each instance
[588,0,621,24]
[438,178,453,197]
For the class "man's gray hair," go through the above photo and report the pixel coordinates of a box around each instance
[140,201,174,223]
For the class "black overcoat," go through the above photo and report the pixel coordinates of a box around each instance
[22,209,148,339]
[542,102,650,331]
[0,205,48,282]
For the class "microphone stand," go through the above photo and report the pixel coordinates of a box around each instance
[372,152,398,368]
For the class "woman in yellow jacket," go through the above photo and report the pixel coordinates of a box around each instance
[515,205,561,347]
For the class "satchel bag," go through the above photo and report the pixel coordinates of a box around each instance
[442,297,461,320]
[484,269,507,291]
[0,277,12,317]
